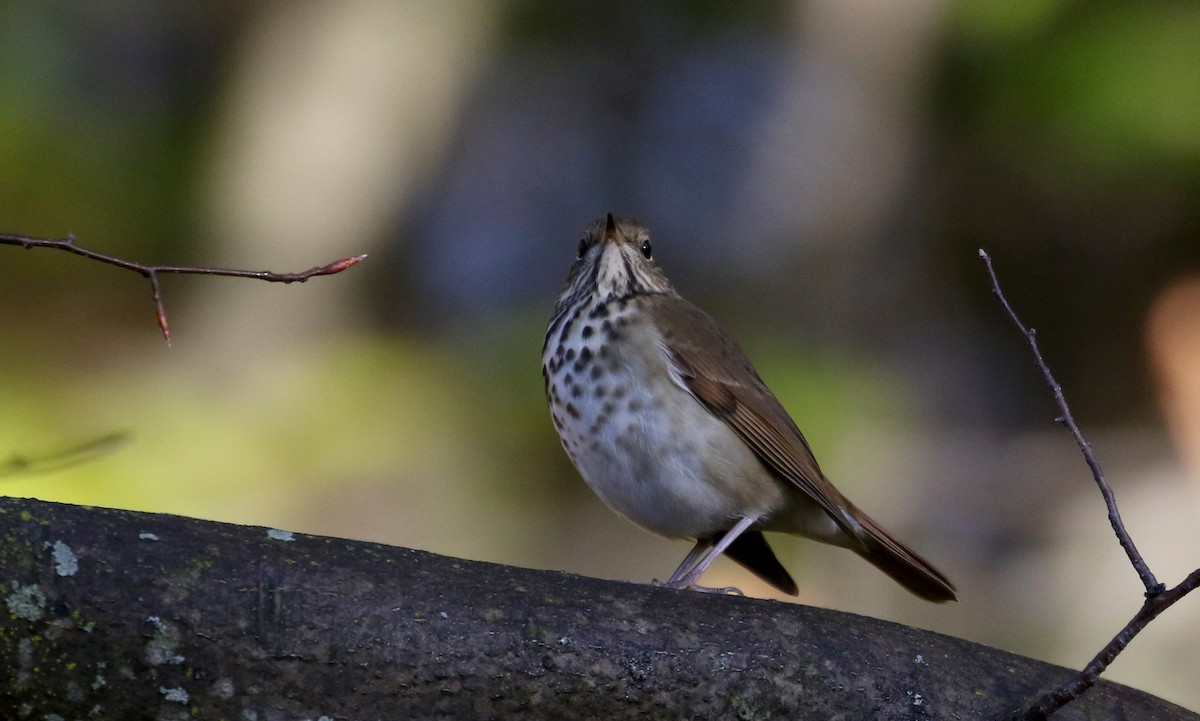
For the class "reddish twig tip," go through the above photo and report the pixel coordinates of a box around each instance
[322,254,369,274]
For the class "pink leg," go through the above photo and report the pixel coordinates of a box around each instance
[665,540,711,585]
[662,516,757,595]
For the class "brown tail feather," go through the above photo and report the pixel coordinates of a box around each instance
[851,508,957,603]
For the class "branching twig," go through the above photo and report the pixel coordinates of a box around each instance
[979,249,1199,720]
[1,231,367,343]
[1021,569,1200,720]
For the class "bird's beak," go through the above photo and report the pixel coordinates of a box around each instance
[602,213,622,245]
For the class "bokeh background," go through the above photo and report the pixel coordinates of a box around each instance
[2,0,1199,711]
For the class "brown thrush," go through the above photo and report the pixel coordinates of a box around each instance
[542,214,956,602]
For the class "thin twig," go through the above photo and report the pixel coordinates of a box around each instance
[978,249,1160,595]
[0,432,130,478]
[1,231,367,343]
[979,249,1198,720]
[1020,569,1200,720]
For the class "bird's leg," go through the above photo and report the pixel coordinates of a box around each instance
[663,540,711,585]
[661,516,757,595]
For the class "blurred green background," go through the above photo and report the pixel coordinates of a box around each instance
[3,0,1200,711]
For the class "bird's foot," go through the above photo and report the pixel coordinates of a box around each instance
[653,578,745,596]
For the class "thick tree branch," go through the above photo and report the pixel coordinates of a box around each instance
[1,231,366,343]
[1,497,1195,720]
[979,249,1198,720]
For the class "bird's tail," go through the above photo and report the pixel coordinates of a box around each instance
[849,506,957,603]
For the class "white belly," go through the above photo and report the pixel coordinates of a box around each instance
[544,305,786,538]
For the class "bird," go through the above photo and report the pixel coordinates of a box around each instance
[541,214,956,602]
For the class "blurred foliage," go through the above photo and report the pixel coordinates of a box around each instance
[3,1,1200,710]
[939,0,1200,426]
[0,332,560,564]
[502,0,788,42]
[0,2,223,263]
[948,1,1200,174]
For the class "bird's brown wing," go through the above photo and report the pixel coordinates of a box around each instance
[652,296,860,535]
[653,295,957,602]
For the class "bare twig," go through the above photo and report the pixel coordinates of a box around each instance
[1,231,367,343]
[0,432,130,478]
[979,249,1199,720]
[979,250,1159,595]
[1021,569,1200,720]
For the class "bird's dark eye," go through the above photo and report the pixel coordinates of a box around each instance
[639,239,652,259]
[577,237,589,258]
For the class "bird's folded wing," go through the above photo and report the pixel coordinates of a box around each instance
[665,345,861,539]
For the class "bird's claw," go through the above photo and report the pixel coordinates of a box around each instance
[653,578,745,596]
